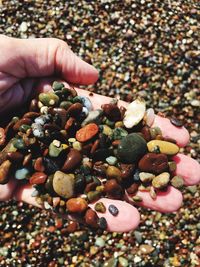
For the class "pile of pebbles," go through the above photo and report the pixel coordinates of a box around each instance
[0,82,187,230]
[0,0,199,266]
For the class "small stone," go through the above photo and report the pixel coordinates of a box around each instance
[66,103,83,117]
[34,114,51,125]
[126,183,139,194]
[0,128,6,146]
[95,237,105,247]
[187,185,197,194]
[19,21,28,32]
[112,127,128,140]
[53,171,75,199]
[52,81,64,91]
[102,103,121,122]
[145,108,155,127]
[138,153,168,174]
[72,141,82,151]
[29,172,47,185]
[123,98,146,128]
[85,208,99,228]
[34,157,45,172]
[31,123,44,139]
[39,92,59,107]
[79,96,93,111]
[117,133,147,163]
[170,117,183,127]
[120,163,135,180]
[0,160,11,184]
[150,186,157,199]
[168,161,177,172]
[81,109,103,126]
[118,257,129,267]
[62,149,82,172]
[98,217,107,230]
[132,196,142,202]
[87,191,101,202]
[15,168,29,180]
[94,202,106,213]
[108,204,119,216]
[13,138,26,150]
[102,125,113,136]
[171,176,184,188]
[139,244,155,254]
[106,166,122,182]
[106,156,117,165]
[152,172,170,189]
[147,140,179,155]
[76,123,99,142]
[139,172,155,183]
[134,231,143,244]
[49,141,65,157]
[103,258,117,267]
[66,197,88,213]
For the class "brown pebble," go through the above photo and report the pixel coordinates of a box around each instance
[64,221,79,233]
[120,106,126,118]
[29,99,39,112]
[62,149,82,172]
[120,163,135,180]
[0,160,11,184]
[85,182,97,193]
[85,208,99,228]
[0,128,6,146]
[139,244,155,254]
[94,202,106,213]
[7,151,24,162]
[101,103,121,122]
[138,153,168,174]
[104,179,124,199]
[141,126,151,141]
[23,153,32,166]
[29,172,47,185]
[66,103,83,117]
[52,197,60,208]
[90,139,100,154]
[64,117,75,131]
[13,118,32,131]
[23,112,40,119]
[126,183,139,195]
[66,197,88,213]
[106,166,122,182]
[34,157,45,172]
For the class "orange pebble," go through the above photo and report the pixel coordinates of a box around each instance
[76,123,98,142]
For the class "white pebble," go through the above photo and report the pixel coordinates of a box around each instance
[123,99,146,128]
[145,108,155,127]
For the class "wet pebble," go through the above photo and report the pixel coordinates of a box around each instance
[85,208,99,228]
[81,109,103,126]
[29,172,47,185]
[139,172,155,183]
[76,123,99,142]
[171,175,184,188]
[0,160,11,184]
[108,204,119,216]
[66,197,88,213]
[53,171,75,199]
[152,172,170,189]
[62,149,82,172]
[94,202,106,213]
[15,168,29,180]
[138,153,168,174]
[147,140,179,155]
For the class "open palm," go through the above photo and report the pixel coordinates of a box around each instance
[0,36,199,232]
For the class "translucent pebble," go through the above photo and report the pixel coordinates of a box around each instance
[15,168,29,180]
[145,108,155,127]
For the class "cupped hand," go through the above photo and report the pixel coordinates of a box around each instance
[0,36,199,232]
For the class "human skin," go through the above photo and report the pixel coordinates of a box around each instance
[0,36,199,232]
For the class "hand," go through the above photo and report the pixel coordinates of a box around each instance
[0,36,199,232]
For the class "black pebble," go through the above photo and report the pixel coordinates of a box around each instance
[170,117,183,127]
[108,204,119,216]
[43,157,60,175]
[98,217,107,230]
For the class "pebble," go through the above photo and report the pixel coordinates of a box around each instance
[53,171,75,199]
[170,117,183,127]
[0,128,5,146]
[15,168,29,180]
[123,99,146,128]
[39,93,59,107]
[79,96,93,111]
[62,149,82,172]
[108,204,119,216]
[66,103,83,117]
[106,166,122,182]
[112,127,128,140]
[0,160,11,184]
[152,172,170,189]
[139,172,155,183]
[106,156,117,165]
[31,123,44,139]
[147,140,179,155]
[76,123,99,142]
[101,103,121,122]
[98,217,108,230]
[29,172,47,185]
[171,176,184,188]
[81,109,103,126]
[94,202,106,213]
[66,197,88,213]
[102,125,113,136]
[85,208,99,228]
[95,237,105,247]
[168,161,177,172]
[117,133,147,163]
[145,108,155,127]
[138,153,168,174]
[139,244,155,254]
[52,81,64,91]
[104,179,123,199]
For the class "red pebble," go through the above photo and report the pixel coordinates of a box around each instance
[76,123,99,142]
[29,172,47,185]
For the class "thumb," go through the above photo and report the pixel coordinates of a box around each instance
[16,37,98,85]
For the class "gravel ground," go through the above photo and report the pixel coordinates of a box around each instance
[0,0,199,266]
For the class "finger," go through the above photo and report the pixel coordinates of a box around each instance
[0,36,98,87]
[0,178,17,201]
[173,154,200,185]
[152,115,190,147]
[15,184,140,232]
[125,186,183,213]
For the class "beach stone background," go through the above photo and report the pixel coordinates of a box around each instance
[0,1,199,266]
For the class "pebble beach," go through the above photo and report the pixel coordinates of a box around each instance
[0,1,199,266]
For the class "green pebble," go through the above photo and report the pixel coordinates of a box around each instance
[112,127,128,140]
[72,96,83,104]
[15,168,29,180]
[117,133,147,163]
[48,142,63,157]
[102,125,113,136]
[87,191,101,202]
[104,118,115,127]
[52,81,64,91]
[171,175,184,188]
[59,101,72,109]
[95,237,105,247]
[39,92,59,107]
[95,202,106,213]
[168,161,177,172]
[19,124,31,133]
[13,138,26,150]
[118,257,129,267]
[106,156,117,165]
[103,258,118,267]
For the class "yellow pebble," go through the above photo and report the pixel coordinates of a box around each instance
[61,144,69,150]
[102,125,113,136]
[106,166,122,182]
[72,141,82,151]
[115,121,124,128]
[147,140,179,155]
